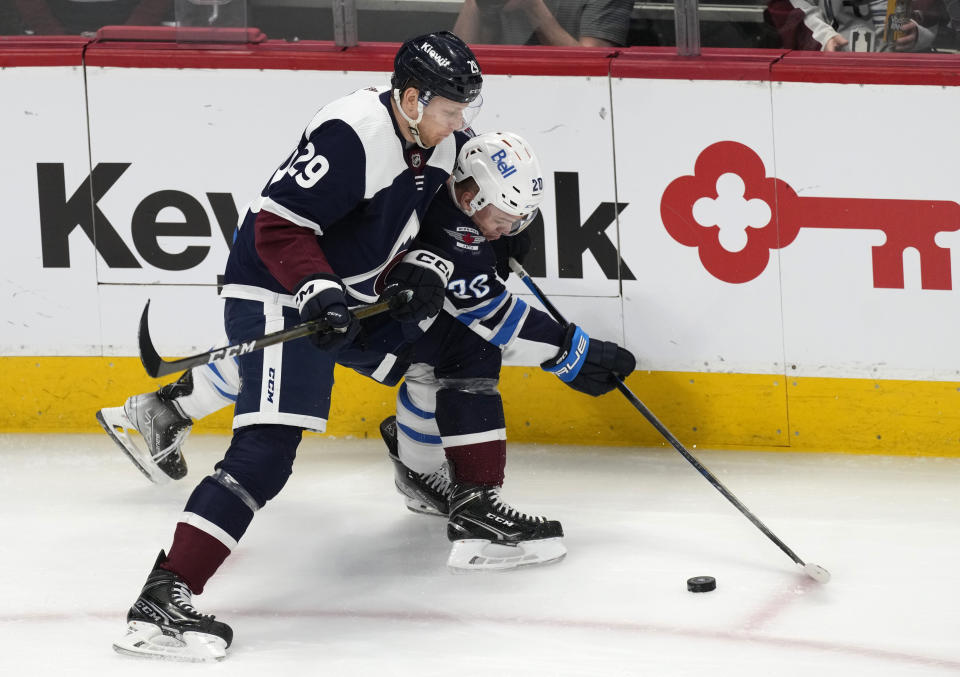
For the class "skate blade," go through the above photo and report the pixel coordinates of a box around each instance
[402,494,447,517]
[447,537,567,572]
[96,407,170,485]
[395,481,447,517]
[112,621,227,662]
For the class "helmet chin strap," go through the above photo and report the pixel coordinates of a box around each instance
[393,89,430,150]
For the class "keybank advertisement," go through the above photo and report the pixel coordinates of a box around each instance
[4,66,960,381]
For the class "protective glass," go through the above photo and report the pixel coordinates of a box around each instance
[421,94,483,132]
[508,208,539,235]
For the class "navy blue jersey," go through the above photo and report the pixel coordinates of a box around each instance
[223,88,463,306]
[415,188,566,365]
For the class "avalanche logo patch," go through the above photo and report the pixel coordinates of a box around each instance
[373,250,409,295]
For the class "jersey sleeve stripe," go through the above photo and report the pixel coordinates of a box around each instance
[452,290,509,324]
[477,301,511,331]
[488,299,530,348]
[259,197,324,234]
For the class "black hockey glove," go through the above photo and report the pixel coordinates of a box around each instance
[294,273,359,351]
[491,228,532,281]
[540,324,636,397]
[381,246,454,322]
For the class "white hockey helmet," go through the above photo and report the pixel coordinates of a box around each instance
[453,131,544,235]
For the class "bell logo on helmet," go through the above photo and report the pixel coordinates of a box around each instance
[468,60,480,74]
[490,149,517,179]
[420,42,452,68]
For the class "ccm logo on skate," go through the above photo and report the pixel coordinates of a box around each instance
[486,512,515,527]
[134,600,163,623]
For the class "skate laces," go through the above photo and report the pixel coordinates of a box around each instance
[170,579,208,618]
[421,464,451,495]
[486,487,545,523]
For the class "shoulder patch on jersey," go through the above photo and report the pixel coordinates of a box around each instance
[444,226,482,252]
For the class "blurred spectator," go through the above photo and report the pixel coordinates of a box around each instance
[940,0,960,44]
[0,0,172,36]
[764,0,947,51]
[453,0,634,47]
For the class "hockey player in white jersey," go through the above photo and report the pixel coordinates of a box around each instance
[102,131,634,580]
[110,30,484,662]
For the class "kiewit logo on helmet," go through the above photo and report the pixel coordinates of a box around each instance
[420,42,451,68]
[490,149,516,178]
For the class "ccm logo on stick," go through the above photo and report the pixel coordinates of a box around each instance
[208,341,256,363]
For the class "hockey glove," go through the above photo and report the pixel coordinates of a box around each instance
[381,246,454,322]
[491,228,532,281]
[294,273,359,351]
[540,324,636,397]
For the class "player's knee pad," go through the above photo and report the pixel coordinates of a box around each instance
[216,424,303,506]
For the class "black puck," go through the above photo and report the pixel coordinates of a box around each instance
[687,576,716,593]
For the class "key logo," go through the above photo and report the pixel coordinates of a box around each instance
[660,141,960,289]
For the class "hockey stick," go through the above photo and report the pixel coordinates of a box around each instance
[508,258,830,584]
[138,291,411,379]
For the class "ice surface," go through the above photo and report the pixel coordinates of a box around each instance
[2,433,958,676]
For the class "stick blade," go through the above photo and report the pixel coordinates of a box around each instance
[803,562,831,584]
[137,301,164,378]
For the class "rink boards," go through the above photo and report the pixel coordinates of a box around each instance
[2,39,960,455]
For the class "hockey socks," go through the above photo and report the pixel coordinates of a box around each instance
[435,388,506,485]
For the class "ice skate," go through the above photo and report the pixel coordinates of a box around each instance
[96,372,193,483]
[113,551,232,662]
[380,416,451,517]
[446,483,566,571]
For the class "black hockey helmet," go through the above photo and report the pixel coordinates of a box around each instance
[391,31,482,105]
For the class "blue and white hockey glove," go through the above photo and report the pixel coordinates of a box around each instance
[294,273,359,351]
[540,324,636,396]
[381,246,454,322]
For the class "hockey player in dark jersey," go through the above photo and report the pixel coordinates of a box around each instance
[110,30,484,662]
[378,131,635,571]
[107,129,634,657]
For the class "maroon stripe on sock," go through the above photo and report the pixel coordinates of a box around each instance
[445,439,506,485]
[160,522,231,595]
